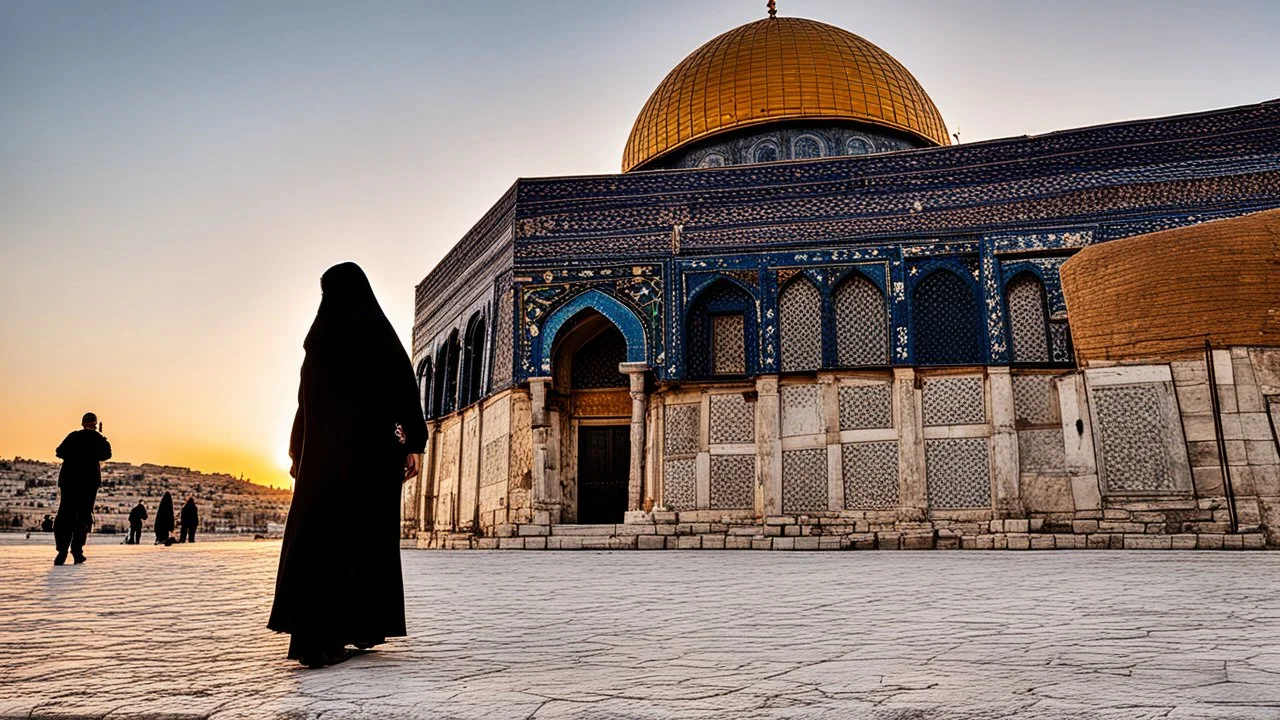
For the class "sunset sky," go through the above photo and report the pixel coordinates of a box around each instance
[3,0,1278,489]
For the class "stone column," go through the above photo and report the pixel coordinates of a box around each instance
[756,375,781,516]
[528,377,561,525]
[988,367,1024,517]
[418,420,438,535]
[620,362,649,513]
[894,367,927,520]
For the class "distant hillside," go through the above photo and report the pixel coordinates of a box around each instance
[0,457,292,535]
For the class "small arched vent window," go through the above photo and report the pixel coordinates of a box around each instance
[698,153,726,168]
[779,276,823,372]
[846,136,873,155]
[834,273,888,366]
[753,141,779,163]
[1006,274,1050,363]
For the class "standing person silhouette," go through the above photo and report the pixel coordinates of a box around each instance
[268,262,425,669]
[127,501,147,544]
[53,412,112,565]
[179,498,198,543]
[154,492,175,545]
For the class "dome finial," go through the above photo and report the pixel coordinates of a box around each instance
[767,0,777,18]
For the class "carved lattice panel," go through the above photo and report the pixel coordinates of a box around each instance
[571,328,628,389]
[1007,275,1050,363]
[710,454,755,509]
[1092,384,1182,493]
[782,448,828,513]
[779,278,823,372]
[842,441,899,509]
[780,384,822,437]
[663,458,697,511]
[1017,429,1066,473]
[709,394,755,444]
[1012,374,1058,426]
[664,403,700,455]
[922,376,986,426]
[834,274,888,366]
[1049,322,1074,364]
[925,438,991,508]
[914,270,983,365]
[712,314,746,375]
[838,383,893,430]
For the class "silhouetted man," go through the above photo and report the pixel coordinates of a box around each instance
[40,515,54,532]
[53,412,111,565]
[127,501,147,545]
[179,498,198,543]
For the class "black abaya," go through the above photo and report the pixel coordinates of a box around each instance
[267,262,426,661]
[154,492,175,543]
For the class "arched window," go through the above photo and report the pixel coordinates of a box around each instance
[1006,273,1050,363]
[792,135,823,160]
[441,330,461,415]
[752,141,779,164]
[698,153,726,168]
[686,279,755,379]
[460,314,486,407]
[417,358,433,419]
[431,345,448,418]
[779,276,823,372]
[834,272,888,366]
[913,269,983,365]
[846,136,872,155]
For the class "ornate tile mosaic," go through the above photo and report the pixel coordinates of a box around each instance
[1012,374,1058,426]
[710,454,755,509]
[709,394,755,444]
[925,438,991,509]
[1007,274,1050,363]
[663,458,697,511]
[779,277,823,372]
[780,384,823,437]
[838,384,893,430]
[842,441,899,509]
[712,314,746,375]
[782,448,828,513]
[1092,384,1181,493]
[1017,429,1066,474]
[664,403,700,456]
[922,376,986,426]
[834,274,888,366]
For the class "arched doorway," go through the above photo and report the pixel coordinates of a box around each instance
[551,309,631,524]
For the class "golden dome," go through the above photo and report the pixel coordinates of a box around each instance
[622,15,949,172]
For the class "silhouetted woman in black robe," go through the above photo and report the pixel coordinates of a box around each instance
[154,492,175,544]
[268,262,426,668]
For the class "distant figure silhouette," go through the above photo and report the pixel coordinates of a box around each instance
[53,412,112,565]
[127,501,148,544]
[154,492,175,544]
[268,262,426,669]
[41,515,54,533]
[179,498,198,543]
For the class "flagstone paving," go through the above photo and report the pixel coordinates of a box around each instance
[2,539,1279,719]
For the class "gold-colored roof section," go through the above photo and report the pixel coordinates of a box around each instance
[622,15,950,172]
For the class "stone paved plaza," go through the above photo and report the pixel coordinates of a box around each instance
[3,540,1280,719]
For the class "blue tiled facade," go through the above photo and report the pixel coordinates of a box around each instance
[414,101,1280,417]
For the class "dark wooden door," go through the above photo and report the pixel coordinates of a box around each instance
[577,425,630,524]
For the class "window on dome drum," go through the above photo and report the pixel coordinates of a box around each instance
[459,314,486,408]
[753,142,779,163]
[913,269,984,365]
[698,153,726,168]
[792,135,823,160]
[779,276,823,372]
[846,136,873,155]
[1006,273,1050,363]
[417,358,433,420]
[834,272,889,366]
[686,278,756,379]
[440,330,461,415]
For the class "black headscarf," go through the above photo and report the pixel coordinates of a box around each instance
[304,262,401,355]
